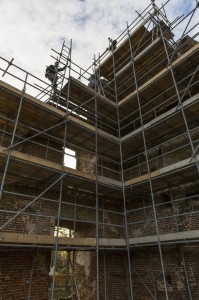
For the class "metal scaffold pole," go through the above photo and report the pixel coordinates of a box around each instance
[50,39,76,300]
[109,33,134,300]
[93,53,100,300]
[126,19,169,300]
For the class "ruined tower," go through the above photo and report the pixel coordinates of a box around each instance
[0,1,199,299]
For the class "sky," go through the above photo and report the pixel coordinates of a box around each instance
[0,0,198,94]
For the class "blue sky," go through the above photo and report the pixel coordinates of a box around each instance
[0,0,198,93]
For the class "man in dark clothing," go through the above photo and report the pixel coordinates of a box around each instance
[45,61,66,91]
[107,38,117,51]
[88,74,97,89]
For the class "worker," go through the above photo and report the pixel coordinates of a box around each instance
[99,76,108,87]
[45,61,66,92]
[88,73,109,96]
[107,38,117,51]
[88,73,97,89]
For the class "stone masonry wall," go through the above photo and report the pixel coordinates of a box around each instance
[73,245,199,300]
[76,149,121,180]
[73,251,129,300]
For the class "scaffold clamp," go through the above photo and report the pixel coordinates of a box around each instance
[2,58,14,77]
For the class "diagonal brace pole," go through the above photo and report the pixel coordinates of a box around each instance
[0,173,66,231]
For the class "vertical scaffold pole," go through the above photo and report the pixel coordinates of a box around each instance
[126,20,169,300]
[109,37,134,299]
[50,39,80,300]
[93,54,100,300]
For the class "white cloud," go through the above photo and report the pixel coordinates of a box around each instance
[0,0,198,94]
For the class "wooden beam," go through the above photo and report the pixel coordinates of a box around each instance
[0,144,197,189]
[0,80,61,115]
[0,146,122,188]
[122,92,199,143]
[125,155,199,187]
[70,77,116,108]
[129,230,199,246]
[0,232,96,247]
[0,80,118,143]
[1,229,198,248]
[0,232,125,247]
[119,43,199,107]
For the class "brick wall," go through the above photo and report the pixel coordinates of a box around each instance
[0,249,51,300]
[127,195,177,238]
[0,184,56,235]
[71,245,199,300]
[124,127,199,181]
[127,180,199,238]
[0,97,198,300]
[0,183,125,240]
[21,136,63,164]
[130,246,199,300]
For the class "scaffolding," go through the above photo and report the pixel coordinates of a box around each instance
[0,0,199,299]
